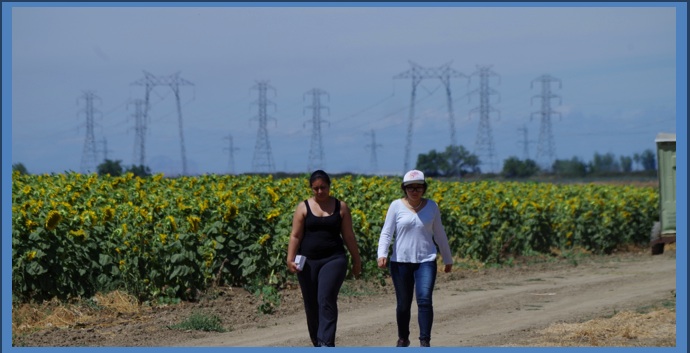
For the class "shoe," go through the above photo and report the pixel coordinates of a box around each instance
[420,339,430,347]
[396,338,410,347]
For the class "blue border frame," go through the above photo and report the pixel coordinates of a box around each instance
[674,1,688,352]
[2,2,686,353]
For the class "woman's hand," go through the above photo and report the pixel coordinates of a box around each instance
[443,264,452,273]
[377,257,388,269]
[287,260,300,274]
[352,261,362,279]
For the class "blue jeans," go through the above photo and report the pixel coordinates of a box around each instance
[389,261,438,342]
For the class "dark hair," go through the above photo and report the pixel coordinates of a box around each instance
[309,170,331,186]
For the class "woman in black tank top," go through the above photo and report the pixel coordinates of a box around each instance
[300,198,345,259]
[286,170,362,347]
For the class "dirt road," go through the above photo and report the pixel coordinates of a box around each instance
[175,250,676,347]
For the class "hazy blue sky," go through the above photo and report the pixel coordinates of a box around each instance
[7,3,681,176]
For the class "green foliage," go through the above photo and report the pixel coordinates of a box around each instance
[619,156,633,173]
[97,159,124,177]
[156,296,181,306]
[416,149,446,177]
[126,164,152,177]
[552,150,656,177]
[168,311,227,332]
[587,149,656,175]
[553,157,588,177]
[11,173,105,301]
[589,152,621,174]
[501,157,540,178]
[250,284,281,315]
[638,149,657,171]
[12,173,658,305]
[13,163,29,175]
[416,145,480,177]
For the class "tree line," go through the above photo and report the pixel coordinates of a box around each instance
[414,145,657,179]
[12,147,656,179]
[12,160,151,177]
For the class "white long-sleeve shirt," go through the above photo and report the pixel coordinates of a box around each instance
[377,198,453,265]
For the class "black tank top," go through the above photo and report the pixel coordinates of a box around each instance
[299,198,345,259]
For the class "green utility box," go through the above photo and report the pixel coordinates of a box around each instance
[650,132,676,255]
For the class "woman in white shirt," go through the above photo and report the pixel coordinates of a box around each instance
[377,170,453,348]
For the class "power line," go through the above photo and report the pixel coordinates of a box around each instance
[223,134,240,175]
[100,137,113,162]
[364,129,383,174]
[129,98,147,167]
[304,88,330,172]
[78,90,101,174]
[517,124,536,160]
[250,80,277,173]
[531,74,562,170]
[131,71,194,175]
[394,60,467,173]
[469,65,500,174]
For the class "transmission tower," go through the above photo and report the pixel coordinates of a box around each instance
[304,88,330,172]
[129,98,147,167]
[131,71,194,175]
[223,134,240,174]
[78,90,101,174]
[250,80,277,173]
[517,124,536,160]
[394,61,466,172]
[100,137,113,162]
[468,65,501,174]
[364,129,383,174]
[531,74,562,169]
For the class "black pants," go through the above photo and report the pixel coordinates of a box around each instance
[297,252,347,347]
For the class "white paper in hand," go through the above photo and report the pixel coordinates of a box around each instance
[295,255,306,271]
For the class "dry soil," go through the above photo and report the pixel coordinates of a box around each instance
[13,247,677,348]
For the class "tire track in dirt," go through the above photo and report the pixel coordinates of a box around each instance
[175,254,676,347]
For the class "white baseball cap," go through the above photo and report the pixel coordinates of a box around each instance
[403,170,425,185]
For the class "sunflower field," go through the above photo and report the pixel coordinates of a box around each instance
[12,172,658,303]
